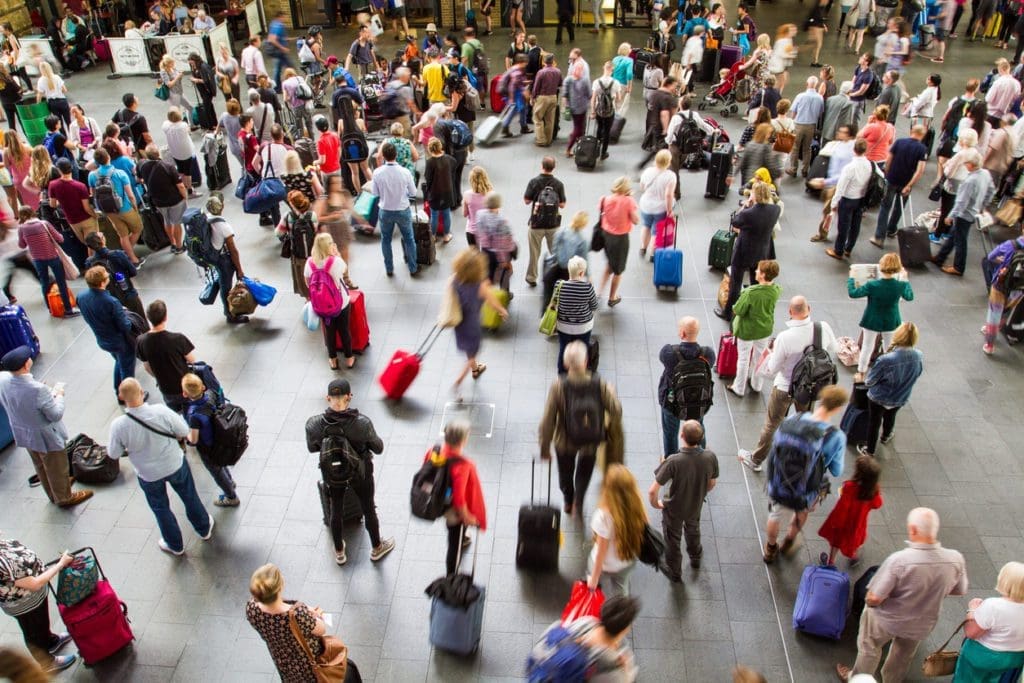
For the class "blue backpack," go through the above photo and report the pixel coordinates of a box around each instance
[526,624,592,683]
[766,417,833,511]
[448,120,473,149]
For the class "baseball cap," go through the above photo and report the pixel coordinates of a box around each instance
[1,346,32,372]
[327,379,352,397]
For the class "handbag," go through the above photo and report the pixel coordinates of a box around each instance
[288,606,349,682]
[539,281,562,336]
[243,154,287,214]
[199,270,220,305]
[154,83,170,101]
[590,198,606,252]
[235,172,254,200]
[57,246,79,280]
[638,523,666,567]
[705,34,720,50]
[227,282,257,315]
[55,550,99,607]
[303,301,321,331]
[921,621,966,677]
[241,277,277,306]
[437,280,463,328]
[717,274,730,309]
[995,198,1023,226]
[845,6,860,27]
[773,129,795,154]
[929,174,944,202]
[561,580,604,624]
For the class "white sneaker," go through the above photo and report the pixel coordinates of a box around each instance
[370,537,396,561]
[200,515,214,541]
[158,538,185,556]
[737,449,763,473]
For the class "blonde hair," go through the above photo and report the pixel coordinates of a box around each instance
[776,23,796,39]
[181,372,204,398]
[38,61,57,94]
[452,247,487,284]
[996,561,1024,602]
[428,138,444,155]
[484,191,502,210]
[599,464,647,562]
[610,176,632,195]
[654,149,671,170]
[469,166,492,195]
[889,321,919,349]
[753,122,774,144]
[879,252,902,274]
[570,210,588,230]
[752,181,772,204]
[567,255,587,278]
[29,146,52,192]
[283,149,303,175]
[3,130,27,165]
[249,564,283,604]
[283,67,297,80]
[874,104,891,122]
[159,54,175,72]
[757,33,771,50]
[310,232,336,262]
[617,43,631,56]
[777,99,791,116]
[167,107,182,123]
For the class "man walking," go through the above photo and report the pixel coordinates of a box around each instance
[836,508,968,682]
[77,266,140,403]
[371,142,418,277]
[305,379,395,566]
[108,378,213,556]
[658,316,715,456]
[555,0,575,44]
[532,54,563,146]
[523,156,567,286]
[0,347,92,507]
[827,138,873,259]
[762,385,847,563]
[933,149,994,276]
[872,126,928,247]
[788,76,825,177]
[136,300,196,414]
[265,11,292,91]
[649,420,718,580]
[809,125,856,242]
[738,296,837,472]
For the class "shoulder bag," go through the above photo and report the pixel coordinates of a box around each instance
[125,413,185,453]
[539,281,562,336]
[243,149,287,214]
[437,279,463,328]
[288,605,350,682]
[590,198,606,252]
[921,620,966,677]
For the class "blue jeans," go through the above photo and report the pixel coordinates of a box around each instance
[379,208,418,274]
[835,196,864,255]
[33,258,72,312]
[430,207,451,236]
[935,216,971,274]
[270,49,292,93]
[874,185,907,239]
[640,210,666,233]
[503,91,529,132]
[660,407,706,456]
[137,459,211,553]
[105,341,136,395]
[557,330,591,375]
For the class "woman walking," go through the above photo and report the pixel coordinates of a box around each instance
[587,463,647,597]
[475,192,516,283]
[637,150,677,260]
[597,176,639,308]
[215,99,244,168]
[563,60,592,157]
[804,0,829,67]
[769,24,797,94]
[847,252,914,380]
[860,321,924,456]
[277,191,318,299]
[462,166,493,247]
[1,133,30,211]
[215,42,241,103]
[16,206,77,317]
[423,138,457,243]
[953,562,1024,682]
[34,62,69,129]
[305,233,354,370]
[449,247,508,397]
[432,420,487,573]
[728,260,782,397]
[553,256,598,375]
[542,210,589,311]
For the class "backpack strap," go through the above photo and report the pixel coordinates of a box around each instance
[812,321,822,351]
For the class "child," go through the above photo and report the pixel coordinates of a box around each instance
[182,373,240,507]
[277,190,319,298]
[817,455,883,566]
[412,102,446,152]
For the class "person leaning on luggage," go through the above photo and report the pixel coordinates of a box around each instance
[0,537,76,673]
[658,316,715,457]
[539,340,622,517]
[305,379,395,567]
[432,420,486,574]
[649,420,718,581]
[0,346,93,508]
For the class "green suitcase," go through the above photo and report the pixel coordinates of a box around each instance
[708,229,736,271]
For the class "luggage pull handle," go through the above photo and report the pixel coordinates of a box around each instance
[530,458,552,507]
[44,546,105,580]
[416,325,444,360]
[453,524,480,579]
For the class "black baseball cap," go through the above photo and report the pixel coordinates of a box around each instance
[327,379,351,397]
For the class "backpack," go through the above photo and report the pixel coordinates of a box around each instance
[1000,246,1024,291]
[289,211,316,259]
[448,119,473,149]
[864,72,882,100]
[789,322,838,405]
[470,39,489,76]
[114,109,138,146]
[308,256,345,317]
[532,184,561,228]
[734,77,752,103]
[294,137,317,167]
[862,162,886,209]
[188,361,225,406]
[92,170,123,214]
[981,68,997,94]
[562,377,605,446]
[766,416,834,511]
[410,447,459,520]
[594,81,615,118]
[380,82,404,118]
[665,349,714,419]
[91,256,129,305]
[526,624,593,683]
[673,111,705,155]
[342,132,369,162]
[183,208,226,269]
[319,429,364,488]
[295,78,314,101]
[209,402,249,466]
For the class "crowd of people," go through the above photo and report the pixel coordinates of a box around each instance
[0,0,1021,679]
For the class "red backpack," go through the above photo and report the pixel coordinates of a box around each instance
[308,256,345,317]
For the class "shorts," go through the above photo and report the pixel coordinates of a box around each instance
[388,5,406,17]
[639,210,665,232]
[481,0,493,14]
[933,26,948,39]
[603,230,630,275]
[174,158,193,175]
[855,17,868,29]
[69,217,99,243]
[156,199,187,226]
[105,209,143,238]
[767,500,803,524]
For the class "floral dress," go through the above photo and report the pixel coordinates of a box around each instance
[245,600,322,683]
[282,171,317,203]
[748,49,770,93]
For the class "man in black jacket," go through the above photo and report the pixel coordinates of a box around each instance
[305,379,395,566]
[658,316,716,456]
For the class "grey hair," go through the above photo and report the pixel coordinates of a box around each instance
[248,90,261,105]
[567,255,587,279]
[444,419,470,447]
[563,340,589,372]
[907,507,940,538]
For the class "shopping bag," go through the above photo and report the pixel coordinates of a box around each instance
[241,277,277,306]
[560,580,604,624]
[303,302,321,331]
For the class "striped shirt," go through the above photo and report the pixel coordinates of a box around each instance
[555,279,598,334]
[17,220,62,261]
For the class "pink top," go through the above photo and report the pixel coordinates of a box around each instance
[463,191,487,235]
[418,124,435,147]
[600,194,639,236]
[859,120,895,163]
[18,219,63,261]
[7,152,36,211]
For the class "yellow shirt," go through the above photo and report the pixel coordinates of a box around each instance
[422,63,449,103]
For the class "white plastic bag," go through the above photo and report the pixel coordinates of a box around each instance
[303,302,321,331]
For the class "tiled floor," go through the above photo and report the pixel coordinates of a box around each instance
[0,9,1022,682]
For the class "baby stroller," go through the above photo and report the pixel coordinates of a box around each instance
[360,74,387,134]
[698,62,746,118]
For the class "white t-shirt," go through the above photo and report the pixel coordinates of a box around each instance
[162,120,194,161]
[303,255,350,309]
[35,74,65,99]
[973,597,1024,652]
[638,167,676,215]
[209,216,234,251]
[768,38,793,73]
[589,507,631,574]
[261,143,289,178]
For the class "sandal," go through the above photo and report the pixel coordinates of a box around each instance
[471,363,487,379]
[608,297,622,307]
[329,359,339,370]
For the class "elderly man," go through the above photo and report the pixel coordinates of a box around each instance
[933,148,995,276]
[821,81,856,145]
[788,76,825,177]
[0,347,93,507]
[836,508,968,682]
[810,124,857,242]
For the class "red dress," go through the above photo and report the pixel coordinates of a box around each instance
[817,480,883,559]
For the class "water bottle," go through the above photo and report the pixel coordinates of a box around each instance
[114,272,128,291]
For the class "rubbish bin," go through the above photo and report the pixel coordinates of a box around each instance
[16,97,51,146]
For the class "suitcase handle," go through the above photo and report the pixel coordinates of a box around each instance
[530,458,552,507]
[45,546,105,581]
[452,524,480,579]
[416,325,443,360]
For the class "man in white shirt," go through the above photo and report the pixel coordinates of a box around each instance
[810,124,856,241]
[371,142,419,277]
[206,195,248,324]
[240,35,267,88]
[827,137,873,259]
[258,125,289,227]
[738,296,838,472]
[985,58,1021,123]
[192,9,216,32]
[665,96,717,192]
[680,25,705,91]
[108,378,213,556]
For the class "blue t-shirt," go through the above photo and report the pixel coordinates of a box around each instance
[850,67,873,102]
[611,55,634,86]
[87,165,133,214]
[885,137,927,187]
[269,19,287,48]
[110,156,143,203]
[186,392,217,448]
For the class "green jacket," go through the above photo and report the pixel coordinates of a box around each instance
[732,282,782,340]
[848,277,914,332]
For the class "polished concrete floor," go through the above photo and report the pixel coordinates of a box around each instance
[0,7,1021,682]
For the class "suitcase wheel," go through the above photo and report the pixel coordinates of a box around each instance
[698,101,707,111]
[720,108,730,118]
[729,104,738,114]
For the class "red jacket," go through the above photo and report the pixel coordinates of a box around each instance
[425,445,487,531]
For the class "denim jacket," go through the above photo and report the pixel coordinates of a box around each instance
[865,347,923,408]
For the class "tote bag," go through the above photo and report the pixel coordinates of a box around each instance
[243,153,287,214]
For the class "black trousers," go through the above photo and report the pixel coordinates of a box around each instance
[541,263,569,313]
[555,447,597,511]
[322,306,353,360]
[865,398,899,454]
[556,11,575,42]
[595,114,613,156]
[329,459,381,551]
[724,260,757,315]
[446,522,464,575]
[15,596,60,662]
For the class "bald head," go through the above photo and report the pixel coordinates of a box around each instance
[789,296,809,320]
[910,124,926,139]
[678,316,700,341]
[118,378,144,407]
[907,507,940,542]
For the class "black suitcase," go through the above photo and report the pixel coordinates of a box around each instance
[851,565,880,620]
[609,115,626,144]
[699,48,720,83]
[587,336,599,371]
[413,213,436,266]
[317,480,363,526]
[1002,295,1024,344]
[139,203,170,252]
[515,460,560,572]
[705,141,733,199]
[897,225,932,267]
[805,153,831,195]
[840,382,870,447]
[205,146,231,191]
[574,134,600,170]
[632,49,659,80]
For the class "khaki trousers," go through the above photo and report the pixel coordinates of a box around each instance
[750,388,809,465]
[27,448,72,505]
[533,95,558,146]
[852,607,923,682]
[526,227,558,284]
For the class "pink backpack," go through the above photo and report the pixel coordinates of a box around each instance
[308,256,344,317]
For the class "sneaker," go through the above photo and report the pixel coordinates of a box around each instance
[135,257,147,269]
[857,444,874,457]
[158,538,185,556]
[214,495,240,507]
[869,238,883,248]
[46,655,76,673]
[983,342,995,355]
[200,515,215,540]
[370,537,396,561]
[58,490,93,507]
[737,450,762,473]
[880,431,895,444]
[461,534,472,550]
[929,234,944,244]
[763,542,779,564]
[48,632,72,655]
[28,474,40,487]
[189,189,204,198]
[335,541,347,565]
[62,309,81,318]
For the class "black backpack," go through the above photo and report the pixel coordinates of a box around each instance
[766,416,834,511]
[319,430,364,488]
[91,257,130,306]
[594,81,615,118]
[532,184,561,229]
[410,447,459,520]
[674,112,705,155]
[862,162,886,209]
[562,377,605,446]
[209,403,249,467]
[665,349,714,419]
[1001,247,1024,292]
[789,322,838,405]
[864,72,882,100]
[289,212,316,259]
[92,170,123,214]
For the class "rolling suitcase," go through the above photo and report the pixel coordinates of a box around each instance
[805,154,831,195]
[55,548,134,665]
[205,144,231,191]
[851,565,880,620]
[428,529,485,655]
[139,202,170,251]
[480,285,509,331]
[317,480,363,525]
[346,290,369,353]
[609,115,626,144]
[413,209,435,266]
[707,228,735,270]
[574,124,600,170]
[716,333,738,378]
[653,215,683,292]
[840,382,870,447]
[792,558,850,640]
[515,460,560,572]
[632,48,659,79]
[489,74,506,112]
[0,305,40,358]
[378,326,441,400]
[699,48,719,83]
[475,114,503,146]
[719,45,742,68]
[705,141,733,199]
[46,284,76,317]
[897,226,932,267]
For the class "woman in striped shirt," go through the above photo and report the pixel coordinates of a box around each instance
[16,206,78,317]
[555,255,598,375]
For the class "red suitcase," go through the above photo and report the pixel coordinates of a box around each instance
[56,549,133,665]
[378,326,442,400]
[347,290,369,353]
[93,38,111,62]
[716,332,738,379]
[490,75,507,113]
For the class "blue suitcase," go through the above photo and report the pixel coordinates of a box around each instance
[653,222,683,291]
[0,305,40,359]
[793,559,850,640]
[428,531,485,655]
